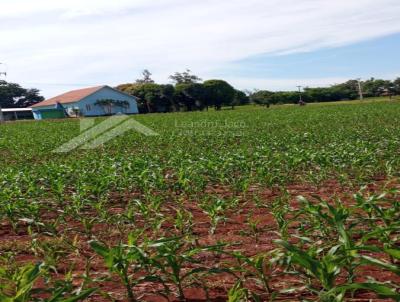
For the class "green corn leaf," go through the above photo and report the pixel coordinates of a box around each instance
[47,288,66,302]
[332,283,400,299]
[0,294,13,302]
[384,248,400,260]
[275,240,321,276]
[89,240,110,258]
[361,255,400,275]
[14,262,43,301]
[57,288,97,302]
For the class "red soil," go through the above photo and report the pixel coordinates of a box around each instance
[1,177,399,301]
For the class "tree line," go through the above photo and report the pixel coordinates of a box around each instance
[1,72,400,111]
[250,78,400,106]
[116,69,248,113]
[118,71,400,113]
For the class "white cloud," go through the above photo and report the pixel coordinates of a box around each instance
[1,0,400,97]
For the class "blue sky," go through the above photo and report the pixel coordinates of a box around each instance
[1,0,400,97]
[218,33,400,90]
[222,34,400,79]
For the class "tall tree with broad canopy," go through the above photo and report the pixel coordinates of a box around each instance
[203,80,235,110]
[250,90,274,106]
[174,83,207,111]
[117,83,175,113]
[362,78,392,97]
[0,80,44,108]
[233,90,250,107]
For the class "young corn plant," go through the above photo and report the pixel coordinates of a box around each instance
[227,280,253,302]
[354,189,400,259]
[89,236,150,302]
[40,271,98,302]
[232,251,283,297]
[297,196,360,282]
[0,260,96,302]
[270,192,292,240]
[246,215,262,243]
[29,235,76,274]
[148,237,227,301]
[328,245,400,300]
[276,240,350,301]
[227,281,247,302]
[174,208,194,236]
[200,198,230,234]
[297,196,336,241]
[0,261,43,302]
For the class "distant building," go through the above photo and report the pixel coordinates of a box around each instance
[31,85,139,120]
[0,108,34,121]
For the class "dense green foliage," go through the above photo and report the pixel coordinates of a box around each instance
[1,70,399,112]
[118,70,240,112]
[1,100,400,300]
[118,71,400,113]
[0,80,44,108]
[250,78,400,106]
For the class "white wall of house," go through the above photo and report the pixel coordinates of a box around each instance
[33,86,139,118]
[75,86,138,116]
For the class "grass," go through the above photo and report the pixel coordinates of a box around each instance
[0,98,400,301]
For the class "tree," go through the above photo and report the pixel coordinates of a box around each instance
[303,87,344,102]
[174,83,206,111]
[393,78,400,95]
[143,84,169,113]
[249,90,274,106]
[117,83,175,113]
[362,78,392,97]
[0,80,44,108]
[135,84,159,113]
[135,69,154,84]
[233,90,250,107]
[117,75,400,112]
[203,80,235,110]
[169,69,202,84]
[159,84,177,112]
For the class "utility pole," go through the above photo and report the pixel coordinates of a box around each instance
[0,63,6,122]
[356,78,364,101]
[297,85,303,103]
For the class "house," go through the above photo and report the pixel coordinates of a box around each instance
[31,85,139,120]
[0,108,34,121]
[31,102,67,120]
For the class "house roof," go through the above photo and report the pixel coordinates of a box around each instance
[31,85,106,108]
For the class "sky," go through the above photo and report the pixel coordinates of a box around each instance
[1,0,400,98]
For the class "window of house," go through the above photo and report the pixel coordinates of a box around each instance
[86,104,92,111]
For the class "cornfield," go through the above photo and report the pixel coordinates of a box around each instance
[0,100,400,301]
